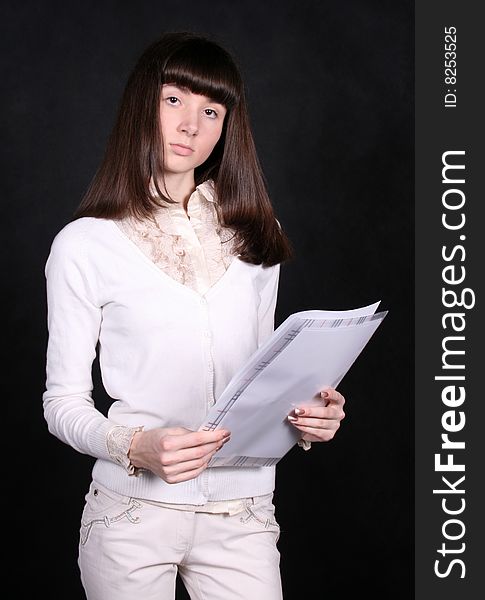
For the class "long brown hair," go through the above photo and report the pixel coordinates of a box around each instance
[72,31,292,266]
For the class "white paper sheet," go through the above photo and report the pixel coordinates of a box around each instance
[200,301,388,467]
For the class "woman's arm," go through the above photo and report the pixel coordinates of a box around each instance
[42,225,231,479]
[42,226,117,461]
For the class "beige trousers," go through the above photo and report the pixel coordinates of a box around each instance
[78,480,283,600]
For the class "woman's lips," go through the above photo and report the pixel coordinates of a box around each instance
[170,144,194,156]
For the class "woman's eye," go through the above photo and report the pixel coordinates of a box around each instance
[166,96,179,105]
[204,109,217,118]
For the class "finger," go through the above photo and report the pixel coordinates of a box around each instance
[293,405,345,419]
[162,445,222,479]
[163,461,211,484]
[288,415,341,430]
[161,429,231,452]
[320,387,346,406]
[161,436,229,466]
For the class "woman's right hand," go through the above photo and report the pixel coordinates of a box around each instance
[127,427,231,484]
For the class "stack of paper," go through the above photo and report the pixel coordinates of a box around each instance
[200,301,388,467]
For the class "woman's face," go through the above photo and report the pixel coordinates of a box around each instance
[159,83,227,177]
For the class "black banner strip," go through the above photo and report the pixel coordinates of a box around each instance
[416,2,483,598]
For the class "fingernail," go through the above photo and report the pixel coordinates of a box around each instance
[287,415,298,422]
[222,435,231,443]
[295,408,305,415]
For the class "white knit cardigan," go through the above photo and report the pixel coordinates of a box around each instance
[42,214,280,503]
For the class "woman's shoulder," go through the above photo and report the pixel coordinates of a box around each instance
[47,217,115,257]
[52,216,112,240]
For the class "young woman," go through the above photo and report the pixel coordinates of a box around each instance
[42,31,346,600]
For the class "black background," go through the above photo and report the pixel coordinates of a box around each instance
[3,1,413,598]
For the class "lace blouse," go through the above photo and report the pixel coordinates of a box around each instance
[114,179,236,295]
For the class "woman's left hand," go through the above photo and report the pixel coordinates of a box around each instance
[287,387,346,442]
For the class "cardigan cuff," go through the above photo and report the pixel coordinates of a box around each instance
[106,425,145,476]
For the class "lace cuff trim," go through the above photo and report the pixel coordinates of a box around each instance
[298,439,312,451]
[106,425,144,476]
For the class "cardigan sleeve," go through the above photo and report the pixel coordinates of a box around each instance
[42,225,117,462]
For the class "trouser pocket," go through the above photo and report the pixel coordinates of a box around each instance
[79,480,142,546]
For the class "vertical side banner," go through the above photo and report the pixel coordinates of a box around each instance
[416,1,483,598]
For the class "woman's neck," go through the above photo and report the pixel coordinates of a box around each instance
[160,172,196,211]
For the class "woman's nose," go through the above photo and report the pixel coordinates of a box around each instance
[178,113,199,136]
